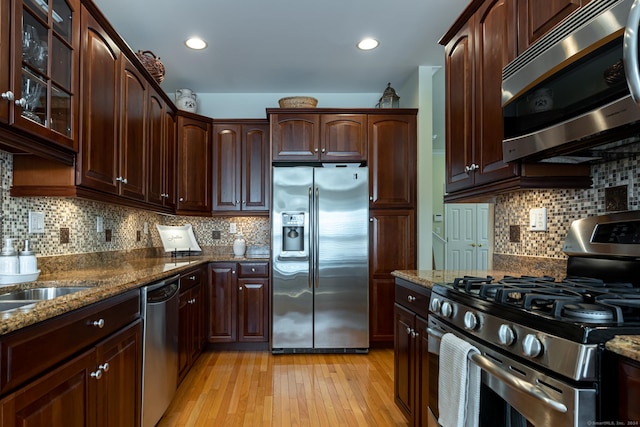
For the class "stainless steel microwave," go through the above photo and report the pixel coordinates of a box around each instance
[502,0,640,163]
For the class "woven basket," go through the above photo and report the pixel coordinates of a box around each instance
[136,50,165,84]
[278,96,318,108]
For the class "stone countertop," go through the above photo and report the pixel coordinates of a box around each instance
[395,270,640,363]
[0,254,269,336]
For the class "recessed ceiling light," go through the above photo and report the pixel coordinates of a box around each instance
[357,38,379,50]
[185,37,207,50]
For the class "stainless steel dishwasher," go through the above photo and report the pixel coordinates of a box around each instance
[141,274,180,427]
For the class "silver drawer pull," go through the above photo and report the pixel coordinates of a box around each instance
[92,319,105,328]
[189,275,196,280]
[407,295,416,302]
[99,363,110,372]
[91,369,103,380]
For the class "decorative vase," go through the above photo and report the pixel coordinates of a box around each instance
[233,234,246,257]
[175,88,197,113]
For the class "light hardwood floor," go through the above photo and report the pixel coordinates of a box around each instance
[158,349,410,427]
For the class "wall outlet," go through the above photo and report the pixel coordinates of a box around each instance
[143,222,149,234]
[28,211,45,234]
[529,208,547,232]
[229,223,237,233]
[96,216,104,232]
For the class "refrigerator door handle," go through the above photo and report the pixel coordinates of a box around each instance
[308,186,313,289]
[315,186,320,289]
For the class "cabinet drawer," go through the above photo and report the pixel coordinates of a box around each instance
[180,266,205,290]
[395,280,430,318]
[238,262,269,277]
[0,289,140,395]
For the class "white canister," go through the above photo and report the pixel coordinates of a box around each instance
[19,240,38,274]
[233,234,246,257]
[175,88,198,113]
[0,238,19,274]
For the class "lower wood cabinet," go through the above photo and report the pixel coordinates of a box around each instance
[178,266,206,384]
[208,261,270,348]
[0,290,142,427]
[394,278,431,427]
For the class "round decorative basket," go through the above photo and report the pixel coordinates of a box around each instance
[278,96,318,108]
[136,50,165,84]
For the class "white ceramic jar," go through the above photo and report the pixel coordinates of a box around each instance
[233,234,246,257]
[0,238,19,274]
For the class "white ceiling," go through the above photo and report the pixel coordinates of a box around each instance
[92,0,469,94]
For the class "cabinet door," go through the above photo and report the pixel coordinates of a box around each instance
[208,262,237,342]
[10,0,80,149]
[444,20,475,194]
[368,114,416,209]
[95,320,141,427]
[394,303,415,420]
[0,0,9,123]
[370,210,416,344]
[177,289,192,383]
[0,349,96,427]
[517,0,581,52]
[164,109,177,210]
[416,316,430,427]
[119,57,147,201]
[78,6,120,194]
[177,115,211,213]
[271,113,319,161]
[474,0,518,188]
[212,123,242,211]
[617,356,640,422]
[237,277,269,342]
[320,114,367,161]
[242,122,270,211]
[147,91,165,206]
[191,282,206,357]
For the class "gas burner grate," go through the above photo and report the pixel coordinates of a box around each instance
[452,276,494,293]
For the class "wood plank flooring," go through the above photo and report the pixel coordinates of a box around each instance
[158,349,409,427]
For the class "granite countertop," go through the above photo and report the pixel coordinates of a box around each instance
[394,269,640,362]
[0,254,269,336]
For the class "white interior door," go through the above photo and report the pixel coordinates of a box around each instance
[445,203,493,270]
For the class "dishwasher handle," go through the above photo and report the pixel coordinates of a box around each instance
[145,274,180,304]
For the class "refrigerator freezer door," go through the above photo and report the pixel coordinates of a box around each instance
[313,167,369,348]
[272,167,314,349]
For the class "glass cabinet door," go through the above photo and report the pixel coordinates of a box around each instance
[14,0,78,149]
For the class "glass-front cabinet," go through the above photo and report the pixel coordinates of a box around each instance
[3,0,79,150]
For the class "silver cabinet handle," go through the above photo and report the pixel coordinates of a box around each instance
[179,197,184,202]
[99,363,110,372]
[406,327,412,335]
[15,97,27,108]
[411,331,418,338]
[91,369,103,380]
[407,295,416,302]
[92,319,105,328]
[1,91,14,101]
[239,286,243,291]
[232,270,236,274]
[251,267,256,272]
[625,0,640,105]
[314,148,318,152]
[189,275,196,280]
[321,148,325,153]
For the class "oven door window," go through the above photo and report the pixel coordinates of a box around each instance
[504,36,629,140]
[480,385,533,427]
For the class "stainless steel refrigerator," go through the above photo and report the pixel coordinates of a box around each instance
[271,165,369,352]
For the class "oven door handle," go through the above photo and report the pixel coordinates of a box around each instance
[469,353,568,414]
[624,0,640,105]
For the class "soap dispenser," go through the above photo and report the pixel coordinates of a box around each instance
[19,240,38,274]
[0,238,19,274]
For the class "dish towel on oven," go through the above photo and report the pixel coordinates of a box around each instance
[438,332,481,427]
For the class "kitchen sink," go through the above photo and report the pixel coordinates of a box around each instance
[0,301,38,311]
[0,287,91,302]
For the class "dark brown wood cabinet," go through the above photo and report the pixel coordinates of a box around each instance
[608,353,640,423]
[178,266,206,384]
[176,113,212,214]
[367,110,417,346]
[212,120,270,214]
[370,210,416,344]
[0,0,9,125]
[394,279,431,427]
[208,261,270,347]
[0,290,142,427]
[147,90,176,211]
[517,0,589,53]
[270,110,367,162]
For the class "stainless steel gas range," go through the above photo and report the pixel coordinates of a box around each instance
[428,211,640,427]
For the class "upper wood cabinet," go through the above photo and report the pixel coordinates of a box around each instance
[270,110,367,162]
[212,120,270,214]
[147,89,176,211]
[0,0,80,151]
[176,113,212,214]
[77,5,120,194]
[368,113,417,209]
[517,0,590,52]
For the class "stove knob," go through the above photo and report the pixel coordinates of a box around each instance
[522,334,543,358]
[430,298,441,313]
[441,302,453,318]
[463,312,479,330]
[498,324,516,346]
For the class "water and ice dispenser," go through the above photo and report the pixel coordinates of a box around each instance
[280,212,307,259]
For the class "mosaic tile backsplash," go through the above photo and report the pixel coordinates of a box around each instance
[0,151,270,257]
[494,155,639,259]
